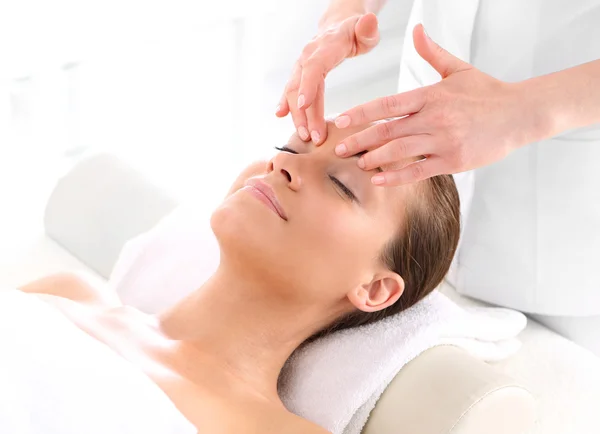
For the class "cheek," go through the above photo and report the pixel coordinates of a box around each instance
[321,213,358,244]
[294,202,380,274]
[317,204,372,249]
[298,197,354,243]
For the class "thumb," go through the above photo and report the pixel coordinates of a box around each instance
[413,23,470,78]
[354,13,380,55]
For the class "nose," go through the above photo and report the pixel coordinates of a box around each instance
[267,152,302,191]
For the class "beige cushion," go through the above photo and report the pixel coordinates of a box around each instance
[363,346,535,434]
[44,153,178,279]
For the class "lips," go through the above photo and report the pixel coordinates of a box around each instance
[243,178,288,221]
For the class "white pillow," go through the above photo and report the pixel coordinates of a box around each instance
[108,203,220,313]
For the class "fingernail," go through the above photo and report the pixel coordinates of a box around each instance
[422,24,429,38]
[298,126,309,140]
[335,115,351,129]
[311,130,320,144]
[297,94,305,109]
[357,157,365,169]
[275,104,281,113]
[371,174,385,185]
[335,143,347,156]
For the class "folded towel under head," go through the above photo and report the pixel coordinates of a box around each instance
[277,289,526,434]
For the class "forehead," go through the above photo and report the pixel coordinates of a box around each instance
[287,119,365,148]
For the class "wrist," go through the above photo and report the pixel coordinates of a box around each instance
[509,78,561,147]
[515,76,568,144]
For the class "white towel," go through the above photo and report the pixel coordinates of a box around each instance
[277,289,526,434]
[0,288,196,434]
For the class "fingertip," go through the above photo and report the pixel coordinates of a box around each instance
[298,92,317,111]
[371,174,386,185]
[318,128,328,146]
[357,13,379,40]
[357,156,365,169]
[334,143,348,156]
[413,23,430,48]
[298,126,310,141]
[334,115,351,129]
[276,99,289,117]
[310,121,326,145]
[414,23,424,35]
[310,130,321,145]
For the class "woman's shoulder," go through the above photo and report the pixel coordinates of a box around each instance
[17,272,121,307]
[284,416,332,434]
[181,389,332,434]
[267,407,332,434]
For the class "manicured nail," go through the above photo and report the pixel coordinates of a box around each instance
[298,126,309,140]
[335,115,351,128]
[311,130,320,144]
[371,174,385,185]
[357,157,365,169]
[297,94,305,109]
[335,143,347,156]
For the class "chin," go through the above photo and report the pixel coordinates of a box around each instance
[210,189,283,275]
[210,192,325,297]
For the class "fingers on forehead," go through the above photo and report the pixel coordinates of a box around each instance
[287,118,376,146]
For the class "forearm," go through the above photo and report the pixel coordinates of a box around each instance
[523,59,600,141]
[319,0,388,31]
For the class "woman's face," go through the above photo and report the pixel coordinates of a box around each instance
[211,121,413,313]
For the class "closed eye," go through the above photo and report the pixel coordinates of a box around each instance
[274,145,358,203]
[274,146,298,154]
[329,175,358,202]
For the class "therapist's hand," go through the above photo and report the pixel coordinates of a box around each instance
[276,13,380,146]
[332,24,538,186]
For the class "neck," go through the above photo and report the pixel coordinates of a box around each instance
[156,263,328,402]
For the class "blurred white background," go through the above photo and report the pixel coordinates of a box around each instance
[0,0,411,264]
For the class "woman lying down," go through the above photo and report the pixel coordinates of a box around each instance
[3,120,460,434]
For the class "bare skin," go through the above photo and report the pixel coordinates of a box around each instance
[18,274,330,434]
[15,121,414,433]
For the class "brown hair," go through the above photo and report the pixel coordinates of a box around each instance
[305,174,461,342]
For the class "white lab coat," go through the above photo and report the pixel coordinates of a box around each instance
[398,0,600,316]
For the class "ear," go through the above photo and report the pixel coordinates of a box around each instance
[347,272,405,313]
